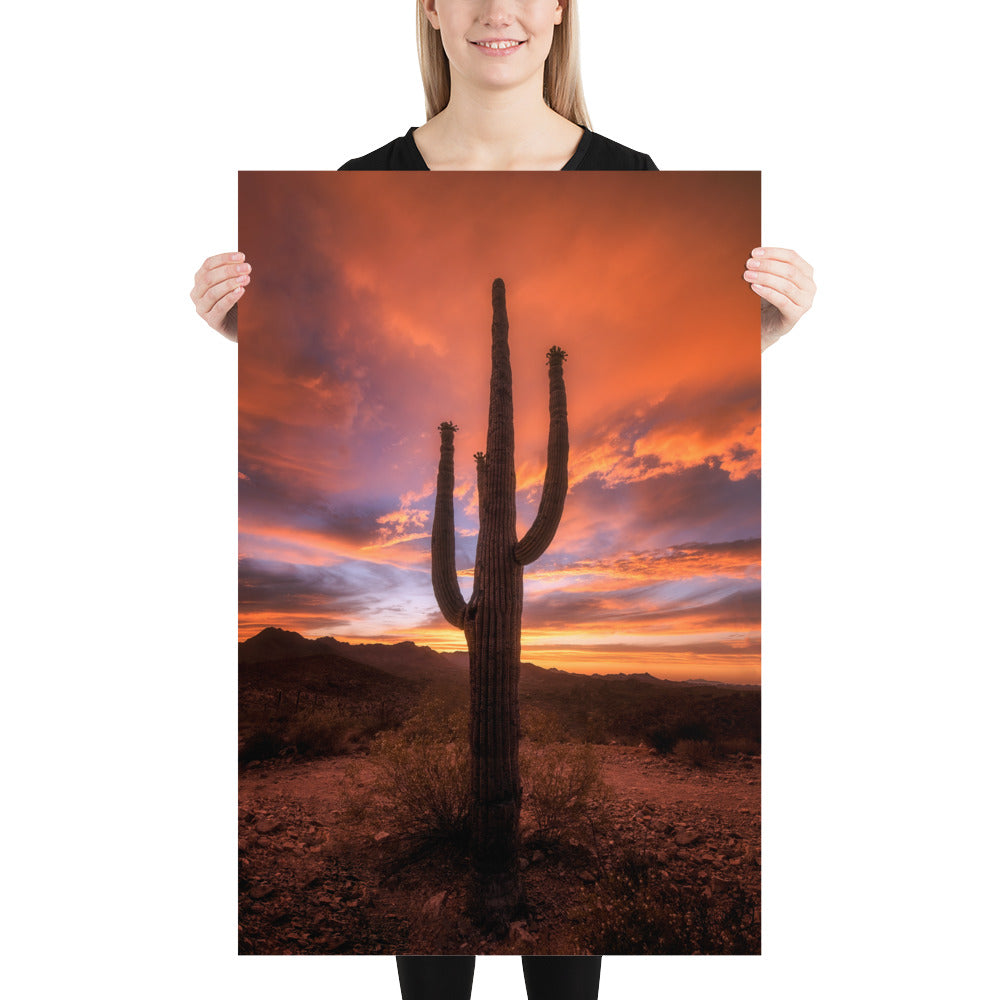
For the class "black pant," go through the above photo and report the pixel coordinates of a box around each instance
[396,956,602,1000]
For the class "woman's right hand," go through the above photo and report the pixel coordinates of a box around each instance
[190,251,251,342]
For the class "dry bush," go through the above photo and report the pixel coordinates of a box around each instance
[238,726,285,765]
[341,692,472,848]
[715,736,761,757]
[643,720,714,754]
[521,739,612,845]
[673,738,714,768]
[570,844,760,955]
[521,705,571,743]
[284,708,351,756]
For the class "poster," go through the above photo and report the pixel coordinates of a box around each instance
[238,172,760,955]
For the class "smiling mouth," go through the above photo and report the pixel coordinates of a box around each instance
[470,39,526,50]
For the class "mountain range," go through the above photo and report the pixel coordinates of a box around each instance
[238,627,758,691]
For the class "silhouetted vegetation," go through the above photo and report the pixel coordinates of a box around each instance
[570,844,760,955]
[521,734,613,847]
[237,632,759,778]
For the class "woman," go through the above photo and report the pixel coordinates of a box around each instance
[190,1,815,348]
[201,3,814,996]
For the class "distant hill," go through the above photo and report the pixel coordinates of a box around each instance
[238,628,760,747]
[239,645,412,697]
[240,626,461,684]
[238,627,758,690]
[678,678,761,691]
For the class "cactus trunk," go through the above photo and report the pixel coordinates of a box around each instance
[431,278,569,932]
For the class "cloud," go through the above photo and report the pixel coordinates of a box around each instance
[237,171,761,675]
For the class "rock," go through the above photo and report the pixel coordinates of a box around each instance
[255,818,282,834]
[422,890,447,917]
[508,920,534,945]
[711,875,733,895]
[675,830,700,846]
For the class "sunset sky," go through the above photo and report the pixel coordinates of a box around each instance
[238,172,760,684]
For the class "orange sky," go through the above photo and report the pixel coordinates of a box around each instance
[238,172,760,684]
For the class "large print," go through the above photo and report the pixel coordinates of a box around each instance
[238,171,761,955]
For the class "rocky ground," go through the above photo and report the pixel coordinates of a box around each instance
[238,744,760,955]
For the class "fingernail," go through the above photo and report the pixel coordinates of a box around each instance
[751,247,765,257]
[231,252,245,262]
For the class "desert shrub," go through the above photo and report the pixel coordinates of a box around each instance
[342,710,396,750]
[521,739,611,844]
[361,692,472,846]
[715,736,761,757]
[239,727,285,765]
[644,719,715,754]
[644,724,677,754]
[674,738,714,768]
[571,844,759,954]
[285,708,351,756]
[521,705,571,743]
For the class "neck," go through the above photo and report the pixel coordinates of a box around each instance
[430,73,566,166]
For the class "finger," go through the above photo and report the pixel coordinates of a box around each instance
[750,247,814,280]
[744,256,801,287]
[203,284,246,330]
[193,273,251,323]
[745,259,817,308]
[192,251,247,291]
[199,250,244,275]
[191,259,252,301]
[743,267,805,307]
[750,280,801,320]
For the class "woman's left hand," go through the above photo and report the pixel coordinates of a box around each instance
[745,247,816,351]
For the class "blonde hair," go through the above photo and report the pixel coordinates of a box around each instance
[415,1,593,129]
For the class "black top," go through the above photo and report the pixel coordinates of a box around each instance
[339,126,657,171]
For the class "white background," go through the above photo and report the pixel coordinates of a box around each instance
[3,1,996,996]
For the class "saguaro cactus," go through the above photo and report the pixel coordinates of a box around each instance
[431,278,569,929]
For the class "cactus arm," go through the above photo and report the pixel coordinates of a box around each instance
[514,346,568,566]
[467,451,487,621]
[431,420,468,629]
